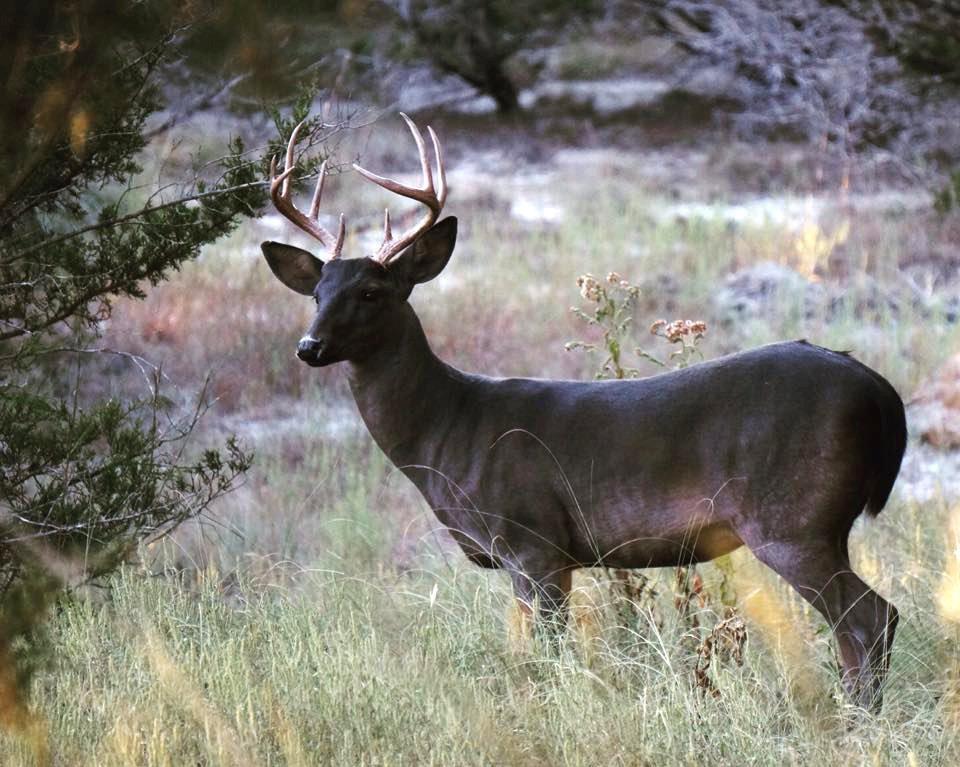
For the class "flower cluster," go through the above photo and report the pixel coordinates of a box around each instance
[569,271,643,379]
[651,319,708,343]
[576,273,602,302]
[576,272,638,303]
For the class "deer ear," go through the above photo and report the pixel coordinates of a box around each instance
[261,241,324,295]
[394,217,457,287]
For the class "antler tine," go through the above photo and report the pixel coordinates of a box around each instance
[403,112,434,196]
[269,120,346,259]
[428,125,447,207]
[308,159,327,219]
[352,113,448,265]
[281,120,303,197]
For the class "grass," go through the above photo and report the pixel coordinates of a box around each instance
[1,486,959,765]
[5,127,960,763]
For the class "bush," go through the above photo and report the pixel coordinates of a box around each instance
[0,2,275,595]
[386,0,597,112]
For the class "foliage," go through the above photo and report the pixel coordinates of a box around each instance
[0,0,284,642]
[647,0,960,164]
[0,565,58,735]
[169,0,386,109]
[385,0,597,112]
[566,272,641,379]
[838,0,960,83]
[934,169,960,215]
[566,271,709,377]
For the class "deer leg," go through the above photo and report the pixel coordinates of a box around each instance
[507,596,534,653]
[743,538,897,711]
[834,571,898,711]
[511,568,573,637]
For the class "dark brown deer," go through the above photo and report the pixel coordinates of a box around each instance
[260,114,907,710]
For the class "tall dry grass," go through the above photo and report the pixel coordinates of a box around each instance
[1,487,959,765]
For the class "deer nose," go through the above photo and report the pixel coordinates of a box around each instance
[297,336,324,360]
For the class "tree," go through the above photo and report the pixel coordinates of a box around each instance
[646,0,960,166]
[0,2,356,732]
[0,3,345,596]
[388,0,598,113]
[1,3,242,595]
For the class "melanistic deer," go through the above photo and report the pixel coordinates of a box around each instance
[260,114,907,710]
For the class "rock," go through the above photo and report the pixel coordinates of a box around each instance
[525,78,670,115]
[713,261,824,321]
[714,263,954,327]
[825,275,903,321]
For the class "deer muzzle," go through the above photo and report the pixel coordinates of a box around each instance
[296,335,326,365]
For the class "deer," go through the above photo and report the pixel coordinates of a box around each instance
[260,113,907,711]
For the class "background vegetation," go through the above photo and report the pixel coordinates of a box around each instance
[2,1,960,764]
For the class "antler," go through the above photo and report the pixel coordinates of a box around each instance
[352,113,447,265]
[270,120,346,259]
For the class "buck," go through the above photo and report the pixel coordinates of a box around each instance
[261,114,907,710]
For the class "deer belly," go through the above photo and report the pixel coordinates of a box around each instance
[570,487,745,568]
[590,522,744,568]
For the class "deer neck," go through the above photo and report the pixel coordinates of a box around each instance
[346,303,459,464]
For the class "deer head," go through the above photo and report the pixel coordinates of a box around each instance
[261,114,456,367]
